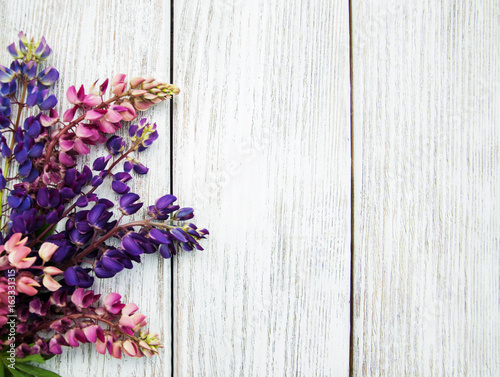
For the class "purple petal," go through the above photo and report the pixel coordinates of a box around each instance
[155,195,177,210]
[119,193,139,208]
[149,228,170,244]
[39,94,58,110]
[159,244,172,259]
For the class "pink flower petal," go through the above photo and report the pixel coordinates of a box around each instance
[14,257,36,269]
[73,139,90,155]
[111,341,122,359]
[83,94,102,107]
[59,152,76,167]
[75,125,97,139]
[39,242,58,263]
[42,266,63,275]
[85,109,106,121]
[122,340,138,357]
[8,246,31,265]
[112,83,126,96]
[112,73,127,86]
[64,329,79,347]
[117,101,137,121]
[5,233,23,251]
[17,277,40,296]
[131,313,146,326]
[42,274,62,291]
[67,86,78,104]
[121,303,139,316]
[119,315,135,329]
[76,85,86,102]
[59,139,75,152]
[63,106,78,122]
[130,77,146,88]
[134,99,151,111]
[96,119,117,133]
[40,113,59,127]
[104,109,122,123]
[83,325,98,343]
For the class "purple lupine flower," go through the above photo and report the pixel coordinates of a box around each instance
[131,160,149,175]
[92,155,111,171]
[120,233,146,256]
[119,193,143,215]
[22,60,37,79]
[0,65,15,83]
[106,135,125,156]
[111,180,130,195]
[0,80,16,95]
[173,207,194,221]
[64,266,94,288]
[33,36,52,61]
[0,96,11,117]
[38,66,59,86]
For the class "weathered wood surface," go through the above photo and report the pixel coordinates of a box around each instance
[0,1,172,376]
[172,0,351,376]
[1,0,499,376]
[351,1,500,376]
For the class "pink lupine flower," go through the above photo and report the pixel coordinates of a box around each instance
[119,304,147,334]
[82,324,104,343]
[122,339,139,357]
[38,242,58,263]
[112,74,127,95]
[104,292,125,314]
[48,337,63,354]
[117,101,137,121]
[43,266,63,275]
[40,108,59,127]
[96,334,114,355]
[71,288,100,311]
[42,274,62,291]
[64,328,79,347]
[16,275,41,296]
[130,77,146,88]
[67,85,101,107]
[90,78,109,96]
[63,85,102,122]
[3,233,36,269]
[111,341,123,359]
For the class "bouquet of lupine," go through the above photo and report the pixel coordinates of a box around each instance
[0,32,207,376]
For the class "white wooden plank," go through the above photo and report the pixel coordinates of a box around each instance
[0,1,172,376]
[352,1,500,376]
[173,0,351,375]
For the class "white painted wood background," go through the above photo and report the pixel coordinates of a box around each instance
[1,0,499,376]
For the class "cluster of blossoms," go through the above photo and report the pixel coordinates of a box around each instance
[0,32,207,375]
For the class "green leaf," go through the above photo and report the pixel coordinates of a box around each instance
[14,364,61,377]
[0,363,5,377]
[8,369,29,377]
[15,355,45,365]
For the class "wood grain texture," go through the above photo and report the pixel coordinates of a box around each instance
[0,1,172,376]
[172,0,351,375]
[351,1,500,376]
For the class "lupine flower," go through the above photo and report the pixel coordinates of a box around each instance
[38,66,59,86]
[16,275,41,296]
[0,33,205,374]
[38,241,59,263]
[64,266,94,288]
[119,193,143,215]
